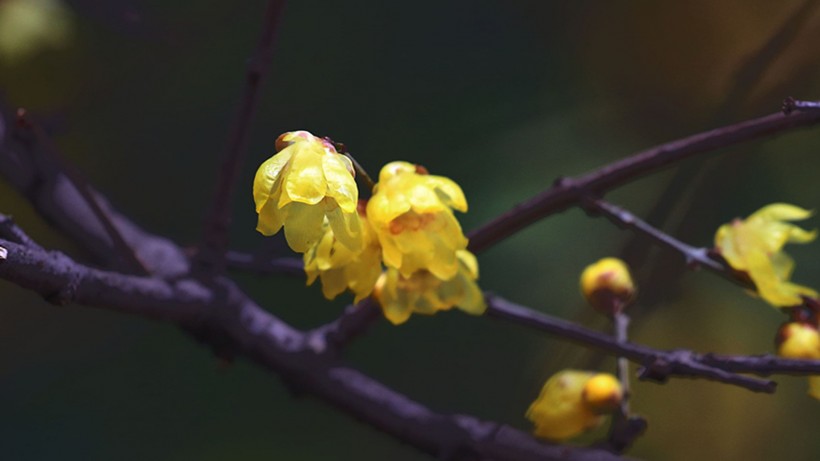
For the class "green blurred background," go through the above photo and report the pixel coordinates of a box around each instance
[2,0,820,459]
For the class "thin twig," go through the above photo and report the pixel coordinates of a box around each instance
[14,110,149,274]
[484,294,778,393]
[199,0,287,274]
[582,198,746,287]
[322,137,377,194]
[605,311,646,453]
[306,298,383,354]
[467,107,820,254]
[224,249,304,276]
[0,214,42,250]
[782,97,820,114]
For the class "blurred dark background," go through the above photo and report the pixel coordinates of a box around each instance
[2,0,820,459]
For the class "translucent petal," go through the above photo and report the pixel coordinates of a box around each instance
[749,203,813,222]
[746,250,803,306]
[256,198,285,236]
[283,202,326,253]
[320,269,348,300]
[327,206,363,253]
[380,238,404,271]
[253,150,292,212]
[457,250,479,278]
[407,181,445,214]
[322,153,358,212]
[378,161,416,183]
[770,251,795,281]
[427,176,468,212]
[788,226,817,244]
[458,278,487,315]
[367,185,412,223]
[284,146,327,205]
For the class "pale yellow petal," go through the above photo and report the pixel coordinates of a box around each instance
[283,202,326,253]
[788,226,817,244]
[749,203,813,222]
[256,198,285,236]
[320,269,348,300]
[427,175,468,212]
[326,207,364,253]
[285,146,327,205]
[253,150,292,212]
[322,153,358,212]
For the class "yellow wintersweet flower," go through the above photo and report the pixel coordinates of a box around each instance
[526,370,623,441]
[580,257,635,315]
[373,250,485,325]
[304,204,382,303]
[777,322,820,400]
[367,161,468,280]
[254,131,362,253]
[715,203,818,307]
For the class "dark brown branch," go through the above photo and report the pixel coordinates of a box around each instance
[0,237,625,461]
[467,108,820,254]
[199,0,287,274]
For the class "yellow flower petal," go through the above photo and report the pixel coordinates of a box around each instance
[253,149,292,212]
[283,202,326,253]
[322,153,358,213]
[749,203,813,222]
[426,176,468,212]
[256,198,285,236]
[284,145,327,205]
[526,370,612,441]
[714,203,817,308]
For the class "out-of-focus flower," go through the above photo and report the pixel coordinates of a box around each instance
[0,0,72,63]
[367,161,468,280]
[580,257,635,315]
[254,131,362,253]
[373,249,485,325]
[304,204,382,303]
[526,370,623,441]
[777,322,820,400]
[715,203,818,307]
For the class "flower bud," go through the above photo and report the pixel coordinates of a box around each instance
[580,258,635,315]
[582,373,623,414]
[776,322,820,359]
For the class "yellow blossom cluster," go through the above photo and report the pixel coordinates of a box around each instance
[253,131,485,324]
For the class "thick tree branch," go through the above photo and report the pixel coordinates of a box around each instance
[467,107,820,253]
[199,0,287,274]
[0,237,625,461]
